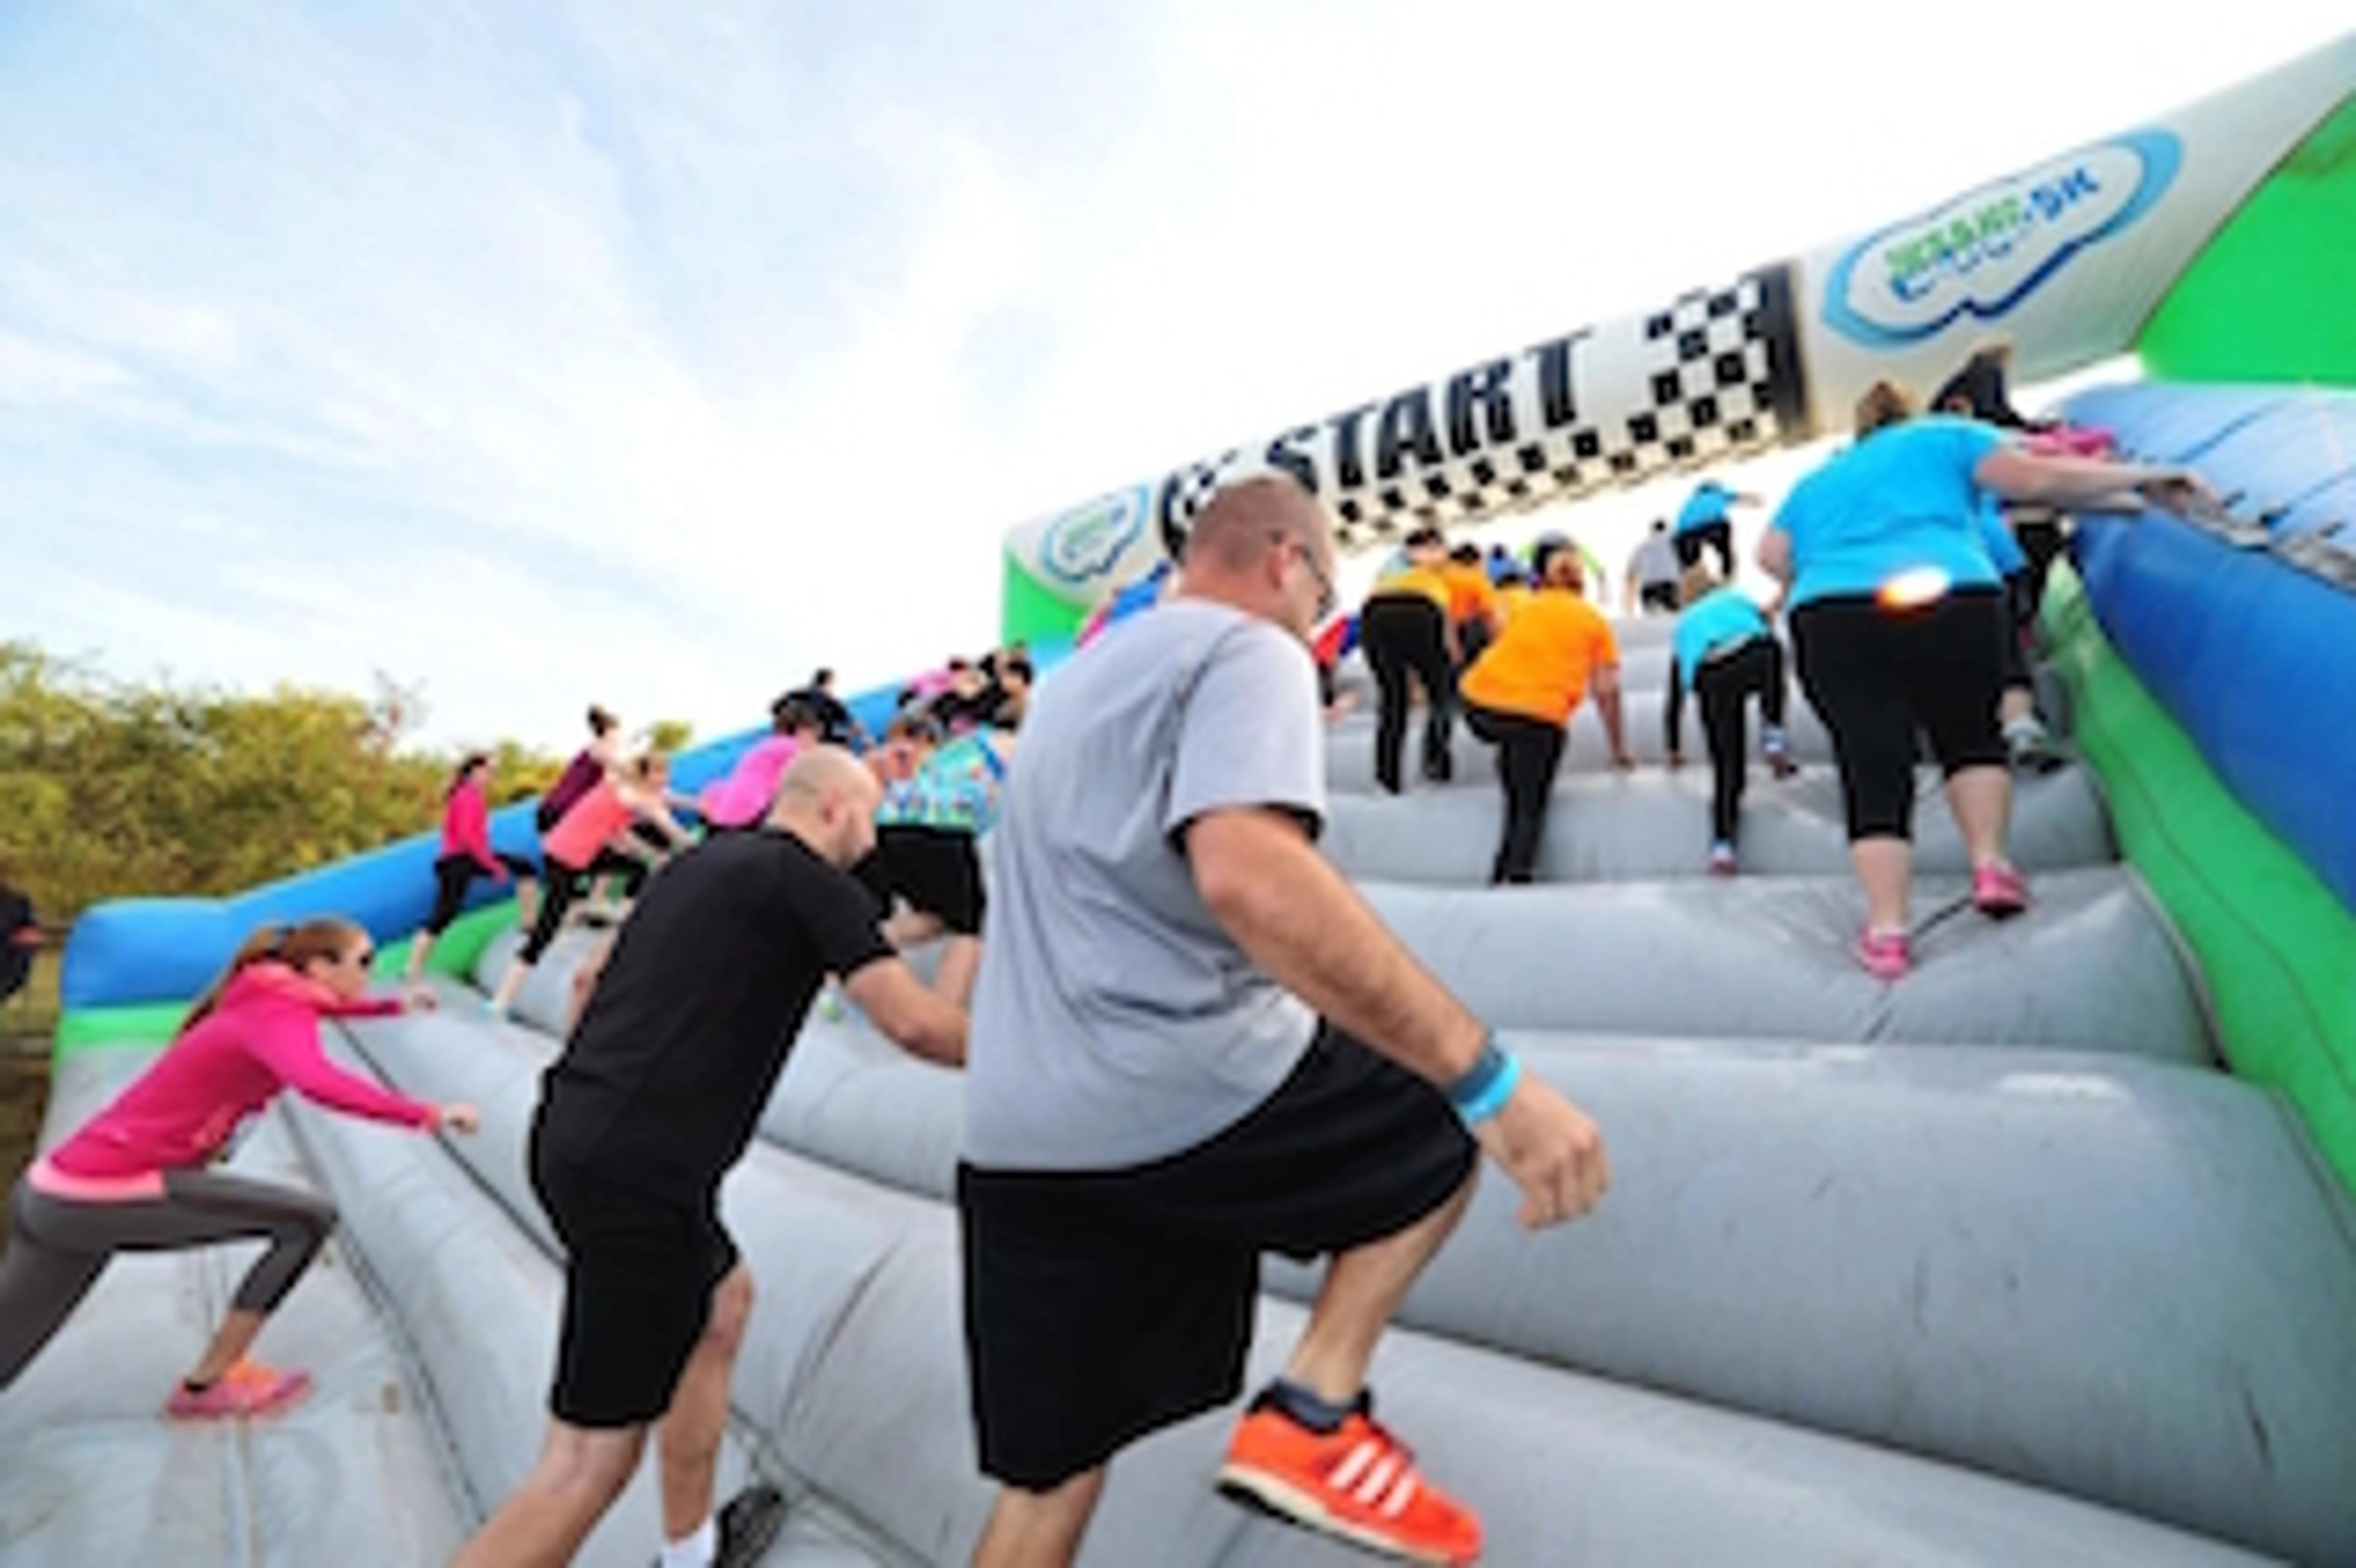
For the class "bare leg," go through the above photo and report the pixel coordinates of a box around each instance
[880,909,943,948]
[1851,836,1912,934]
[566,937,614,1035]
[971,1469,1108,1568]
[1284,1169,1476,1404]
[2000,687,2036,728]
[450,1421,647,1568]
[657,1266,754,1540]
[514,876,541,932]
[187,1307,266,1384]
[489,960,531,1015]
[1942,766,2012,868]
[404,934,436,989]
[934,936,982,1012]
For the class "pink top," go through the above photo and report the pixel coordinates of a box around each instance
[698,735,800,830]
[440,779,501,875]
[43,964,433,1182]
[542,780,635,870]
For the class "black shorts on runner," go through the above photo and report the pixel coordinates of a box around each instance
[958,1024,1475,1490]
[862,823,987,936]
[529,1116,740,1429]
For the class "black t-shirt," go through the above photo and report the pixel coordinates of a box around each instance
[537,830,893,1194]
[788,686,860,747]
[0,885,31,1001]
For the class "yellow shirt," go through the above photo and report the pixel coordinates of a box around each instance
[1460,591,1619,726]
[1368,564,1451,612]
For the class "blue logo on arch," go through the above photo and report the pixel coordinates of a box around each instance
[1039,484,1151,586]
[1823,131,2181,348]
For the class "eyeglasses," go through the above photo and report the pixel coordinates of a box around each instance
[1272,532,1337,620]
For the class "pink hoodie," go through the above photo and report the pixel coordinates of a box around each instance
[43,963,436,1183]
[441,778,502,876]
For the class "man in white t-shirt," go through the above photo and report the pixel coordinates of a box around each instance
[961,474,1611,1567]
[1624,519,1682,614]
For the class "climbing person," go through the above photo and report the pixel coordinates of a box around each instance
[0,919,475,1413]
[1673,478,1762,579]
[861,728,1015,1010]
[1760,380,2216,978]
[487,753,695,1019]
[1663,563,1796,874]
[782,669,868,751]
[960,475,1609,1568]
[1358,526,1459,793]
[1625,519,1682,615]
[1459,536,1631,883]
[698,698,824,833]
[536,706,625,834]
[450,749,965,1568]
[1443,542,1507,669]
[404,753,541,998]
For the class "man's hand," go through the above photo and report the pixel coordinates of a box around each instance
[1472,1074,1610,1229]
[2135,469,2219,517]
[436,1102,482,1136]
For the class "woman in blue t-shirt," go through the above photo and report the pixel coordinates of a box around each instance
[1663,563,1796,874]
[1759,381,2211,980]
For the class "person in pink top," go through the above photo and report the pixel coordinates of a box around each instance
[404,753,542,996]
[0,918,478,1417]
[696,698,822,832]
[488,753,695,1018]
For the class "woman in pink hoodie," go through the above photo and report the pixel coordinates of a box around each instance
[404,752,541,994]
[0,918,477,1418]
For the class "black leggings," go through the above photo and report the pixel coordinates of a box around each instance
[1465,704,1566,885]
[1674,520,1734,578]
[1360,595,1456,793]
[1793,589,2008,842]
[1,1171,336,1391]
[1692,638,1787,845]
[425,852,539,936]
[1639,582,1680,615]
[520,847,647,964]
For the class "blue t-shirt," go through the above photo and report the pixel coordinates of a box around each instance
[1976,497,2027,578]
[1675,480,1736,536]
[1672,588,1771,687]
[1769,418,2008,609]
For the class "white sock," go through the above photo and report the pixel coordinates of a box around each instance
[660,1516,716,1568]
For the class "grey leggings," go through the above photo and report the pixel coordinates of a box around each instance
[0,1170,336,1391]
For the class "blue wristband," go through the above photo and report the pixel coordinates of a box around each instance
[1447,1034,1521,1125]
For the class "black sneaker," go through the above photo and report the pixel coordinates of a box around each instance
[715,1484,788,1567]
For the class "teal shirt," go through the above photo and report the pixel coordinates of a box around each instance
[1673,588,1771,687]
[1676,480,1736,535]
[1770,418,2008,608]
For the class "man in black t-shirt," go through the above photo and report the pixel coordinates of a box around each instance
[453,747,967,1568]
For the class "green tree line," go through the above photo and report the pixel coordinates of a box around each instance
[0,640,569,925]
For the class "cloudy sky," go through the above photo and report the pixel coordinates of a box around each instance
[1,2,2343,750]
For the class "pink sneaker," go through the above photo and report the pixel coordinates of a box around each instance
[1855,929,1911,981]
[166,1361,312,1420]
[1972,863,2030,919]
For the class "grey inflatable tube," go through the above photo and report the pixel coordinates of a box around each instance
[1320,763,2114,883]
[323,998,2277,1566]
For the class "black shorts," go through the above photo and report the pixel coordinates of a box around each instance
[959,1025,1475,1489]
[528,1116,739,1429]
[1639,581,1680,613]
[862,824,986,936]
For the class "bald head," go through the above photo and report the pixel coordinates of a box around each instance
[768,744,883,868]
[1177,474,1336,641]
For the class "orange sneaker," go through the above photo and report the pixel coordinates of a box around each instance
[1217,1392,1482,1565]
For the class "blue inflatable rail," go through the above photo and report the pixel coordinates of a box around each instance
[2064,383,2356,917]
[58,650,1062,1010]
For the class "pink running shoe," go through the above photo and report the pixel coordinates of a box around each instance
[166,1361,312,1420]
[1972,863,2030,919]
[1855,929,1911,981]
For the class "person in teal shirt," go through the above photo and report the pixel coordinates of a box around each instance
[1673,478,1761,578]
[1664,565,1796,872]
[1759,380,2212,980]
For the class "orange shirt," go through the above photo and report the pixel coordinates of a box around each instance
[1440,563,1500,626]
[1368,564,1451,612]
[1460,590,1619,726]
[1495,583,1533,622]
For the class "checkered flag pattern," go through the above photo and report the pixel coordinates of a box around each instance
[1157,267,1803,553]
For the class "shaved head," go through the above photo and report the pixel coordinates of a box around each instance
[1182,474,1332,575]
[769,744,883,867]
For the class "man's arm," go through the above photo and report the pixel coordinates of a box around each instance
[841,958,967,1067]
[1188,809,1611,1227]
[1590,661,1630,766]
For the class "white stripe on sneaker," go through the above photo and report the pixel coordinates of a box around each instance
[1353,1456,1399,1508]
[1382,1473,1419,1519]
[1328,1439,1382,1493]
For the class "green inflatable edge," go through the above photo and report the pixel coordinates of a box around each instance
[2138,93,2356,385]
[50,899,520,1061]
[2045,563,2356,1196]
[1000,551,1087,645]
